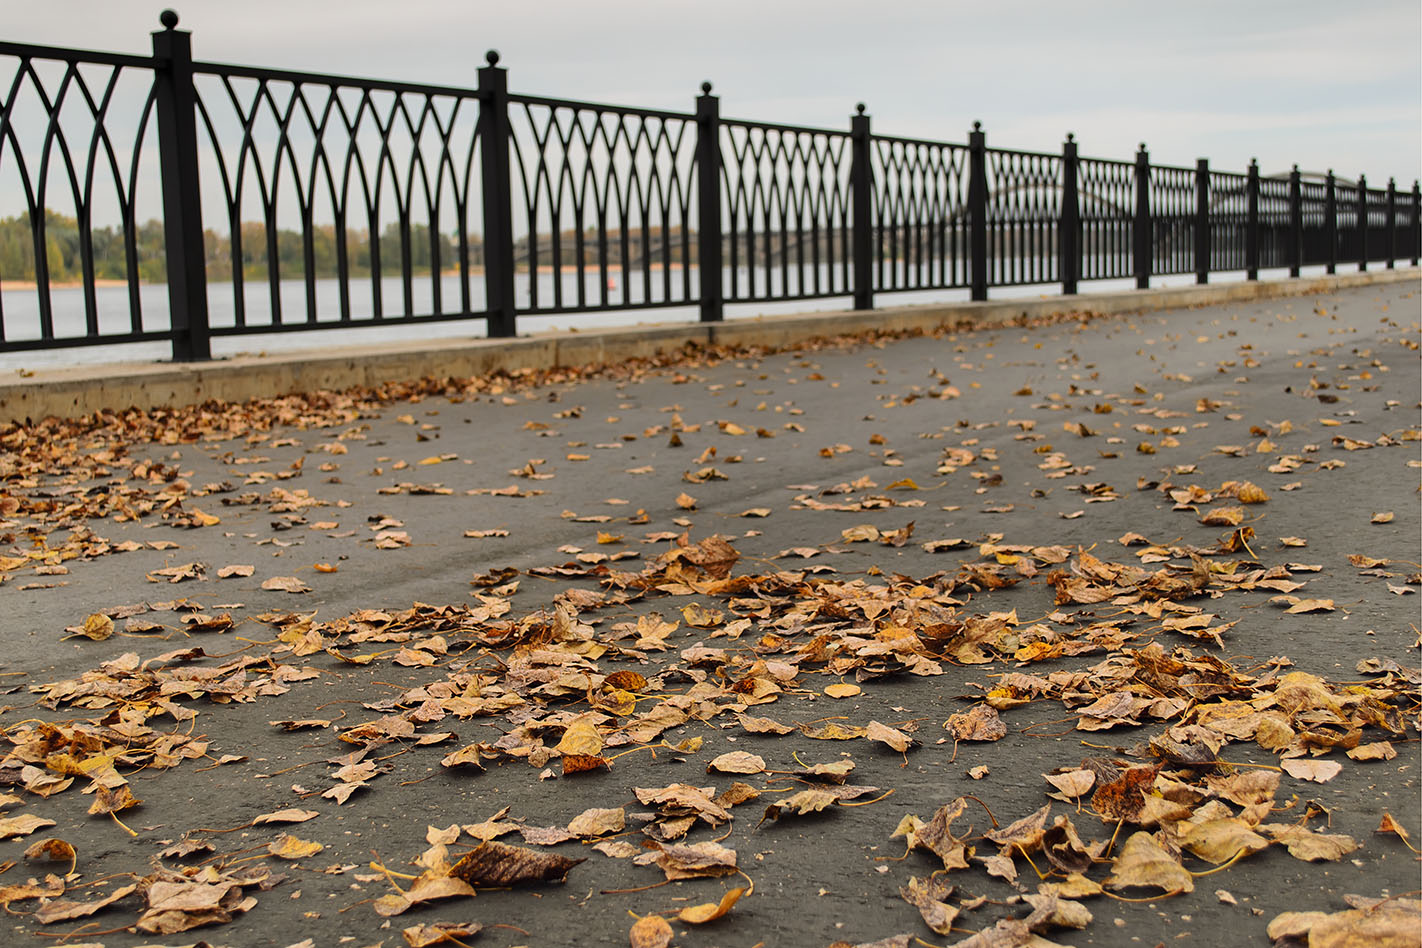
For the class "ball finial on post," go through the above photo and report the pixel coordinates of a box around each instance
[1065,132,1074,143]
[159,9,179,29]
[485,50,500,67]
[700,81,712,95]
[855,102,865,115]
[972,120,981,132]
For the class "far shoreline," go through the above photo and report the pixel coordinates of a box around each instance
[1,261,695,292]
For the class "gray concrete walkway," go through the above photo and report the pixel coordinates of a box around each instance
[0,277,1417,947]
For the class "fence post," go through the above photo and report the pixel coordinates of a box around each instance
[1245,159,1259,280]
[1194,158,1210,284]
[477,51,517,337]
[1356,173,1367,271]
[1412,181,1420,267]
[1059,133,1079,295]
[850,103,873,311]
[1324,170,1337,274]
[1133,143,1150,290]
[968,121,987,301]
[695,83,724,322]
[1288,164,1302,278]
[151,11,210,361]
[1385,178,1396,269]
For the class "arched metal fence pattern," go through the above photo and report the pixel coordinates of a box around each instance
[868,136,970,292]
[0,15,1418,360]
[507,96,696,314]
[1147,164,1197,277]
[985,148,1062,287]
[717,119,852,303]
[1077,157,1136,282]
[191,63,486,334]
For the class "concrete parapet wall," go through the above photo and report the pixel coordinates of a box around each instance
[2,268,1416,424]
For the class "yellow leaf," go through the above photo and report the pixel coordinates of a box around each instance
[678,886,746,924]
[556,719,604,757]
[824,682,861,699]
[80,613,114,641]
[268,833,325,860]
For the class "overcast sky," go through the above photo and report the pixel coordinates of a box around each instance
[8,0,1421,184]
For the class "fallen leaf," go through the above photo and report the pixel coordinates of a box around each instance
[1105,831,1193,894]
[678,885,746,923]
[629,913,674,948]
[251,807,320,825]
[449,839,584,886]
[1281,758,1342,783]
[268,834,325,860]
[708,752,766,775]
[401,921,483,947]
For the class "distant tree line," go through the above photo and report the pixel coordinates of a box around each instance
[0,211,710,285]
[0,211,480,285]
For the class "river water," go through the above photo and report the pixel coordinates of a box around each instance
[0,264,1273,371]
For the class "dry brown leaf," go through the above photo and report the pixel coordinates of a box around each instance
[401,921,483,947]
[865,720,914,753]
[1261,823,1360,862]
[1375,812,1413,848]
[566,807,625,837]
[33,882,136,924]
[1270,898,1421,948]
[449,839,585,886]
[628,913,674,948]
[1105,831,1194,894]
[1280,758,1342,783]
[944,704,1007,742]
[261,575,311,593]
[899,874,958,934]
[217,564,255,578]
[251,807,320,825]
[707,751,766,775]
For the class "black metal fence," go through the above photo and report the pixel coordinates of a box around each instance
[1,12,1419,361]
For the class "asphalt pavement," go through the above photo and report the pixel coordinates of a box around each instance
[0,277,1418,948]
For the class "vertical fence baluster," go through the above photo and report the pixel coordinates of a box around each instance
[1194,158,1210,284]
[1059,133,1079,295]
[152,11,211,360]
[1404,181,1416,267]
[1356,173,1368,271]
[1325,171,1337,275]
[1133,143,1150,289]
[968,121,987,301]
[850,103,872,311]
[1288,164,1302,278]
[1386,178,1396,269]
[1245,159,1259,280]
[695,83,723,323]
[478,51,516,338]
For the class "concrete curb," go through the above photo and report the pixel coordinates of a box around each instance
[2,268,1417,424]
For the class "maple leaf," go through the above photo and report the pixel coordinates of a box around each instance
[899,874,958,934]
[944,703,1007,742]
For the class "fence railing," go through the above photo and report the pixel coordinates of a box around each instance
[1,12,1419,361]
